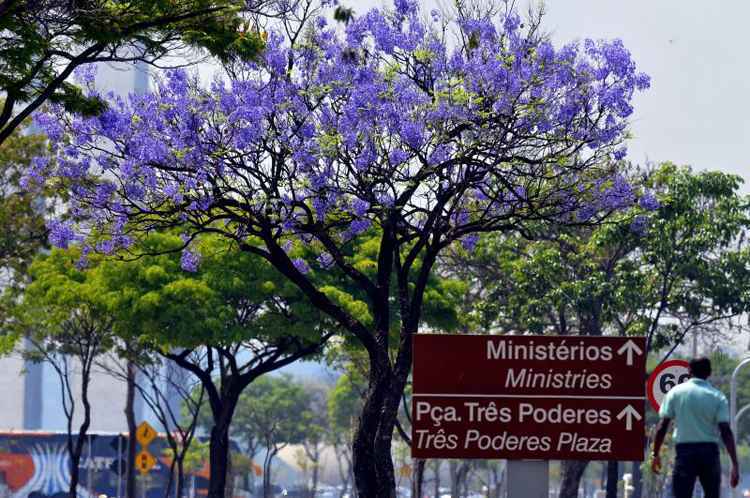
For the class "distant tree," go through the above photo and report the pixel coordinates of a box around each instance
[232,374,311,498]
[5,247,114,498]
[297,380,330,498]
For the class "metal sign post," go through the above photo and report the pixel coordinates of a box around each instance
[730,357,750,498]
[507,460,548,498]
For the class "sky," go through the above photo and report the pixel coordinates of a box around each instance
[347,0,750,191]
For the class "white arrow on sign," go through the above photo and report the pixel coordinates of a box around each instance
[616,340,643,366]
[616,405,642,431]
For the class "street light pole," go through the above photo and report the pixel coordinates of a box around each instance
[730,357,750,498]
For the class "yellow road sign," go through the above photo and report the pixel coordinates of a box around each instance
[136,421,157,447]
[135,449,157,474]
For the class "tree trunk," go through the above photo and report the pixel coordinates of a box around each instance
[352,350,406,498]
[605,461,618,498]
[449,460,469,497]
[176,458,186,498]
[68,371,93,498]
[334,445,351,498]
[263,447,277,498]
[68,438,85,498]
[432,460,441,498]
[125,361,137,498]
[631,461,642,498]
[207,414,233,498]
[412,459,425,498]
[559,460,589,498]
[310,451,319,498]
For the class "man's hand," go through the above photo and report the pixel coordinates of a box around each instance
[731,465,740,488]
[651,454,662,474]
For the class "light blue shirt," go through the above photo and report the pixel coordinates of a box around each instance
[659,378,730,444]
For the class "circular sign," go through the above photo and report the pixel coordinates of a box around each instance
[647,359,690,412]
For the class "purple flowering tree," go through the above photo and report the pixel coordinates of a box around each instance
[34,1,650,495]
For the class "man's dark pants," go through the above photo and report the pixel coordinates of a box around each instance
[673,442,721,498]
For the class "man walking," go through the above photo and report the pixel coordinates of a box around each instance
[652,357,740,497]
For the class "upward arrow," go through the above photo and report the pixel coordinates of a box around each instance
[616,405,642,431]
[616,340,643,366]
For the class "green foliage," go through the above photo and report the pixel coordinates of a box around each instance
[447,164,750,352]
[232,374,313,450]
[328,368,365,438]
[98,232,327,349]
[48,82,108,117]
[4,245,115,361]
[180,439,210,474]
[308,230,467,357]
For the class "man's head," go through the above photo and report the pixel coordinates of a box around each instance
[689,357,712,379]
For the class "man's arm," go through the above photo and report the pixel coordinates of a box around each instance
[651,417,671,473]
[719,422,740,488]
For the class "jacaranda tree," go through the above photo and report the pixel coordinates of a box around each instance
[32,1,652,495]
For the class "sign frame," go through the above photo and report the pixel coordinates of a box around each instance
[412,333,647,461]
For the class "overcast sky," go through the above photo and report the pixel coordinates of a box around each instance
[346,0,750,191]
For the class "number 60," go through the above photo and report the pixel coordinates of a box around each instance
[660,372,690,394]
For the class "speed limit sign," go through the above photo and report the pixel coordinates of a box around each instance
[647,359,690,411]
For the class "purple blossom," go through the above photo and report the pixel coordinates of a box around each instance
[47,220,78,249]
[351,199,370,217]
[317,252,335,269]
[20,156,49,189]
[461,234,479,251]
[96,239,116,255]
[292,258,310,274]
[180,249,201,272]
[389,149,409,165]
[35,0,649,279]
[394,0,416,16]
[343,219,372,240]
[600,175,635,210]
[73,65,98,86]
[428,144,452,165]
[400,121,424,149]
[76,244,92,270]
[639,192,660,211]
[613,147,627,160]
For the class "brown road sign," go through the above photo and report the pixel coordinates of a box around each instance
[136,421,157,448]
[412,334,647,461]
[135,449,157,474]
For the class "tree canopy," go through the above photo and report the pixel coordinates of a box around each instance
[443,164,750,351]
[30,1,652,494]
